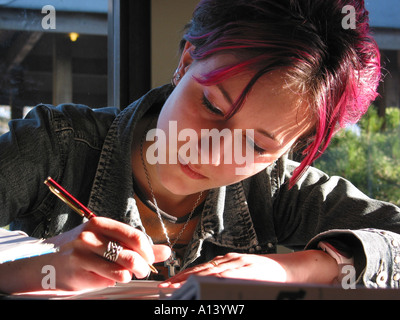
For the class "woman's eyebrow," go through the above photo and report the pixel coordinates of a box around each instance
[216,83,234,105]
[216,83,281,146]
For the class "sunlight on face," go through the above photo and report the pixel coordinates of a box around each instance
[155,53,314,195]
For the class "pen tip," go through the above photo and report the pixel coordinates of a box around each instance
[149,264,158,274]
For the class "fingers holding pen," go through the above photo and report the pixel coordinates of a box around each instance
[47,217,170,286]
[43,179,168,287]
[67,235,148,280]
[85,217,156,264]
[78,217,170,278]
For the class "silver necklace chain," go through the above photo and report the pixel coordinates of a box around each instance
[139,119,203,250]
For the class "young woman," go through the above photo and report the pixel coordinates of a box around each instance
[1,0,399,293]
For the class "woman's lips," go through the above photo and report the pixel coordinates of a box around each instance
[179,162,207,180]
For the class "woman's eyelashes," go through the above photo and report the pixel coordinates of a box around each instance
[202,94,268,155]
[246,137,267,155]
[202,95,225,116]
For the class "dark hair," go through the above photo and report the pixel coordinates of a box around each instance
[180,0,381,187]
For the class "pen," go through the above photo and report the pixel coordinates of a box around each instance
[44,176,158,274]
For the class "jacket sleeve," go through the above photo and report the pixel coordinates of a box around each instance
[0,103,118,230]
[305,228,400,288]
[0,105,61,227]
[272,157,400,288]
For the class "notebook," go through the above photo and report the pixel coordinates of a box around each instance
[0,228,57,263]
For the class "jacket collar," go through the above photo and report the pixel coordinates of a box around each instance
[87,84,173,222]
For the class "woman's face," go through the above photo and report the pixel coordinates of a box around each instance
[154,44,314,196]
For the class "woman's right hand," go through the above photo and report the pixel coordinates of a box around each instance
[0,217,171,293]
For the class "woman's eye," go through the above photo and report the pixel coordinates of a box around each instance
[252,143,267,155]
[202,95,224,116]
[247,137,267,155]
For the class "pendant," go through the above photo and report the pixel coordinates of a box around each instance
[164,251,180,277]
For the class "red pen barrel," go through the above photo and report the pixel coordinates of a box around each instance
[44,177,96,219]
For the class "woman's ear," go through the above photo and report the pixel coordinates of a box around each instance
[173,41,195,85]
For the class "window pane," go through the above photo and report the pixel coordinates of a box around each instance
[314,106,400,207]
[0,0,108,120]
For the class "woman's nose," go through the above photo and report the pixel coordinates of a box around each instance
[197,129,233,166]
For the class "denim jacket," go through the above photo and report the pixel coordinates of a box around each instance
[1,84,400,288]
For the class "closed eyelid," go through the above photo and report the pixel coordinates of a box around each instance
[256,130,282,147]
[202,95,225,116]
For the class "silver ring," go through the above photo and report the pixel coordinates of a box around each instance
[103,241,123,262]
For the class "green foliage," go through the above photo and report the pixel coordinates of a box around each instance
[314,106,400,206]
